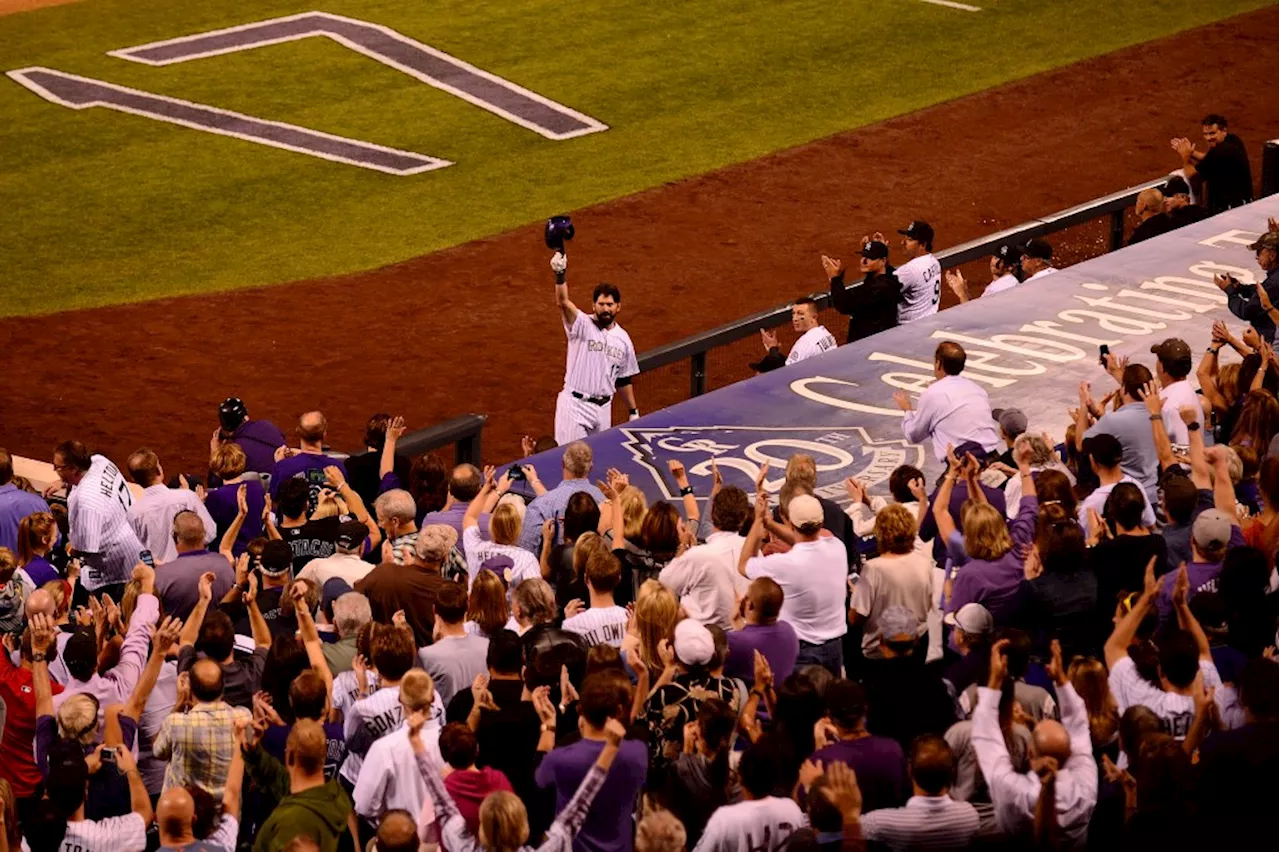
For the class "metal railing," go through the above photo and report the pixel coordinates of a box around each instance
[635,175,1170,397]
[389,413,487,466]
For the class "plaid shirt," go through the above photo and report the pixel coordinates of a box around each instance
[154,700,252,796]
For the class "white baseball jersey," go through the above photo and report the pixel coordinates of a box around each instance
[561,310,638,398]
[981,273,1021,298]
[68,454,148,590]
[896,253,942,322]
[785,325,837,366]
[340,684,445,785]
[462,527,542,588]
[332,668,378,722]
[562,605,629,648]
[1024,267,1058,283]
[693,796,804,852]
[60,812,148,852]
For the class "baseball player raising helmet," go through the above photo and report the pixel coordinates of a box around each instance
[549,244,640,445]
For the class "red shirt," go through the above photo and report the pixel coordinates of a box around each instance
[443,767,513,836]
[0,655,63,797]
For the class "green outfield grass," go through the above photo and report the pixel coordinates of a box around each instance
[0,0,1268,317]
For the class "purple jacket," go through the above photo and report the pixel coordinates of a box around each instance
[231,419,287,475]
[0,484,51,554]
[270,453,347,499]
[947,496,1038,624]
[920,480,1007,563]
[52,593,159,729]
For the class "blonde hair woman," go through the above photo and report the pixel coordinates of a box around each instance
[466,570,512,638]
[1068,657,1118,752]
[464,466,542,587]
[205,442,267,556]
[623,580,679,681]
[15,512,61,590]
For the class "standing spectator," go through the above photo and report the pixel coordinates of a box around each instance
[155,512,235,620]
[889,221,942,323]
[810,680,906,813]
[783,455,859,570]
[0,617,65,817]
[204,443,266,557]
[1081,363,1161,503]
[418,582,489,707]
[861,607,956,749]
[1127,188,1172,245]
[0,449,49,554]
[244,719,354,852]
[465,469,541,586]
[177,572,270,709]
[439,721,515,836]
[1076,435,1156,529]
[738,494,846,675]
[857,736,981,849]
[535,673,648,852]
[850,504,933,660]
[1196,657,1278,839]
[1215,230,1278,342]
[318,591,370,677]
[214,397,286,478]
[1018,238,1058,283]
[345,413,413,510]
[752,298,838,372]
[659,485,751,629]
[1155,506,1242,623]
[1087,482,1167,619]
[1149,339,1203,446]
[14,512,60,590]
[298,521,376,589]
[972,640,1097,845]
[352,669,442,833]
[991,408,1028,468]
[55,442,149,599]
[1171,114,1254,214]
[695,736,803,851]
[724,577,798,687]
[373,489,419,566]
[824,240,900,343]
[155,658,253,796]
[944,244,1024,303]
[37,737,154,852]
[357,526,450,648]
[518,442,607,554]
[269,412,347,511]
[894,343,1001,464]
[126,447,217,564]
[423,464,490,560]
[667,697,739,847]
[562,550,630,649]
[643,619,739,766]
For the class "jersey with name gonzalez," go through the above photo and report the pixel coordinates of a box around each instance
[896,253,943,322]
[562,310,639,398]
[786,325,838,365]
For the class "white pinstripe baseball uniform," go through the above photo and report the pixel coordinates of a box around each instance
[554,310,638,445]
[896,253,942,322]
[562,605,629,648]
[981,272,1021,298]
[786,326,838,365]
[331,668,378,722]
[340,684,445,786]
[68,454,149,591]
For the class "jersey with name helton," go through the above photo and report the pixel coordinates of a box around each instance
[562,310,639,398]
[68,454,148,590]
[896,253,943,322]
[786,325,838,365]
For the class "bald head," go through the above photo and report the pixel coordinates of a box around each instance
[173,511,207,550]
[297,411,327,446]
[25,588,55,619]
[1136,188,1165,219]
[191,658,224,703]
[448,464,482,502]
[376,810,419,852]
[1033,719,1071,765]
[157,787,195,842]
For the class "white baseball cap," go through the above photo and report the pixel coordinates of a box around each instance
[788,494,824,529]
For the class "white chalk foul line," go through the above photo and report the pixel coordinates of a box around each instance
[918,0,982,11]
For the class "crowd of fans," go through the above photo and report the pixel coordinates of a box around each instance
[0,119,1274,852]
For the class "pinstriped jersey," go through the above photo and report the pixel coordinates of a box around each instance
[68,455,148,590]
[339,683,445,785]
[562,605,629,648]
[562,311,638,398]
[896,253,942,322]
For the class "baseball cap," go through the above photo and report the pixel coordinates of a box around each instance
[320,578,353,617]
[673,619,715,667]
[994,244,1022,265]
[861,240,889,260]
[944,602,994,636]
[992,408,1028,439]
[1150,338,1193,373]
[1021,238,1053,261]
[1249,231,1278,252]
[1163,175,1191,196]
[259,540,293,577]
[335,520,368,551]
[897,221,935,244]
[953,440,989,463]
[479,555,514,584]
[787,494,824,529]
[218,397,248,431]
[879,605,922,642]
[1192,509,1234,555]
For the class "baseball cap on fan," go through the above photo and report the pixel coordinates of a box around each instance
[1163,175,1191,197]
[1021,238,1053,261]
[787,494,825,530]
[1192,509,1234,558]
[335,520,368,551]
[944,602,994,636]
[861,240,890,260]
[992,408,1028,439]
[1150,338,1193,374]
[1249,231,1278,252]
[898,221,935,244]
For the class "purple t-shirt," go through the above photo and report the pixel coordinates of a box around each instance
[20,555,60,588]
[1156,525,1246,623]
[231,419,287,475]
[724,622,800,686]
[946,496,1038,625]
[535,737,648,852]
[204,480,266,556]
[811,736,906,813]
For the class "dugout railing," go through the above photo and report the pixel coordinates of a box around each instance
[635,175,1172,399]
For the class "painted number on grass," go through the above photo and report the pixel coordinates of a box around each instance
[6,11,607,175]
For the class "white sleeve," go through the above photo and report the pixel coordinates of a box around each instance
[743,555,770,580]
[622,337,639,379]
[208,815,239,851]
[352,742,388,819]
[566,310,589,340]
[191,494,218,545]
[850,565,874,617]
[971,686,1038,815]
[1108,655,1164,713]
[692,807,728,852]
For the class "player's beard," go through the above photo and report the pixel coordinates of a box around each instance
[594,311,614,329]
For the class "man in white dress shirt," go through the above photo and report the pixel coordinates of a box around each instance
[1020,238,1058,283]
[1149,338,1203,447]
[353,669,443,832]
[944,244,1023,302]
[753,298,838,372]
[126,448,216,564]
[659,486,752,629]
[894,342,1002,464]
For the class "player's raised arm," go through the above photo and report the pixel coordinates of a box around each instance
[551,251,579,327]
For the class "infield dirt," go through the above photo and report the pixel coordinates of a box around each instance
[2,8,1276,473]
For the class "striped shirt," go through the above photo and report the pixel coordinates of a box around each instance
[517,479,608,554]
[896,253,942,322]
[68,455,148,590]
[562,310,639,399]
[60,812,148,852]
[341,685,444,785]
[462,527,541,587]
[859,796,980,850]
[128,483,216,564]
[154,700,253,796]
[562,605,629,648]
[332,668,379,722]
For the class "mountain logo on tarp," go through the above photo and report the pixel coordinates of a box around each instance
[616,425,923,504]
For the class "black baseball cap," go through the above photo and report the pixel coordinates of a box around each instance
[1021,238,1053,261]
[1163,176,1191,196]
[260,539,293,577]
[336,520,368,550]
[994,244,1022,265]
[898,221,935,244]
[861,240,889,260]
[218,397,248,431]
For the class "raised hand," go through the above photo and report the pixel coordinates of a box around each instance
[711,458,723,491]
[471,674,499,712]
[813,719,838,749]
[1142,556,1159,598]
[945,268,966,298]
[29,613,56,656]
[843,477,866,505]
[154,616,182,656]
[658,639,677,672]
[236,483,248,516]
[392,610,410,633]
[892,390,912,412]
[1172,562,1190,609]
[1046,639,1067,687]
[560,664,580,704]
[602,717,626,747]
[549,251,567,275]
[386,416,406,443]
[754,460,770,494]
[907,476,927,503]
[521,435,536,458]
[481,465,497,489]
[799,758,825,789]
[531,685,557,725]
[823,761,863,824]
[1138,380,1163,416]
[821,255,843,279]
[405,710,429,754]
[760,329,779,351]
[667,458,688,485]
[753,649,774,690]
[198,571,216,603]
[987,638,1011,690]
[323,466,346,489]
[564,599,585,620]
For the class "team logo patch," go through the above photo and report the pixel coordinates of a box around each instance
[616,425,923,505]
